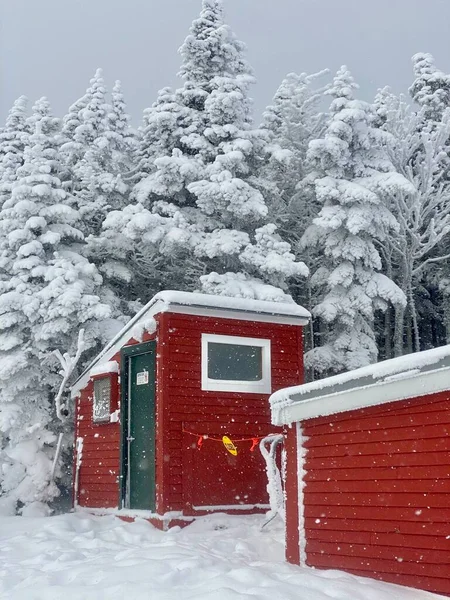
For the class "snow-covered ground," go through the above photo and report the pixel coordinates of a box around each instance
[0,512,445,600]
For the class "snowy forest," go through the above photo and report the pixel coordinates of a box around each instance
[0,0,449,515]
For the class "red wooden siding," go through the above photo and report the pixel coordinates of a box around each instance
[75,311,304,517]
[75,366,120,509]
[75,331,156,510]
[298,391,450,596]
[157,313,303,514]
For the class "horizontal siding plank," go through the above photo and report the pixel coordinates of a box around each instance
[166,388,269,400]
[306,479,450,494]
[304,423,450,448]
[81,442,120,452]
[78,474,118,485]
[306,451,450,470]
[80,458,119,467]
[82,450,120,460]
[306,437,450,458]
[303,465,450,482]
[77,466,119,476]
[307,553,450,579]
[306,529,450,551]
[168,315,297,335]
[168,334,298,348]
[169,408,269,420]
[386,397,450,416]
[304,492,450,508]
[183,421,277,435]
[81,434,121,443]
[304,517,450,537]
[167,390,270,402]
[340,570,450,596]
[78,492,117,504]
[306,540,449,564]
[304,505,450,522]
[304,405,450,436]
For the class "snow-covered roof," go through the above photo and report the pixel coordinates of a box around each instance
[270,344,450,425]
[152,290,310,320]
[71,290,309,398]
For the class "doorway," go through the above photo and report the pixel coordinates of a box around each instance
[120,341,156,510]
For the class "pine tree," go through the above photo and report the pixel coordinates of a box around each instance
[261,70,329,209]
[60,69,109,201]
[260,71,329,335]
[0,98,111,514]
[84,81,138,314]
[303,67,408,375]
[104,0,307,302]
[409,53,450,124]
[0,96,29,210]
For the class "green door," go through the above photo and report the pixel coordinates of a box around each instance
[123,343,156,510]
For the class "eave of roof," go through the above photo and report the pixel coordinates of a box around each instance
[270,344,450,425]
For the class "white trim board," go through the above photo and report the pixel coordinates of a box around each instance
[272,364,450,426]
[168,304,309,326]
[201,333,271,394]
[296,422,307,567]
[192,504,270,511]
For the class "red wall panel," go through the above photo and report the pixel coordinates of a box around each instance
[295,391,450,596]
[75,311,304,518]
[159,314,303,513]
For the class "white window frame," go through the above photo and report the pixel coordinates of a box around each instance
[92,377,111,423]
[201,333,271,394]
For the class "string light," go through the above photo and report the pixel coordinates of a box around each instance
[183,429,282,454]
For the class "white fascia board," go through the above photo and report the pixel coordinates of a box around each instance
[273,365,450,426]
[167,304,308,326]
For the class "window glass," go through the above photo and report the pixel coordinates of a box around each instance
[208,342,263,381]
[93,377,111,422]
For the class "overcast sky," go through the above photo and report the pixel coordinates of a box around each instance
[2,0,450,125]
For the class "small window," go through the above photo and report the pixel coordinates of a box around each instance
[201,334,271,393]
[93,377,111,423]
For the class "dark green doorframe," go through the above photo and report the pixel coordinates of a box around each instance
[119,341,156,511]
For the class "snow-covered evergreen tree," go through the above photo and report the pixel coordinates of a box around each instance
[104,0,307,301]
[302,67,409,374]
[261,70,328,213]
[0,96,29,210]
[60,69,109,201]
[260,70,330,343]
[75,79,132,236]
[0,98,111,514]
[83,81,139,314]
[409,53,450,124]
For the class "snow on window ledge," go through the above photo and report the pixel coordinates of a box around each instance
[89,361,119,378]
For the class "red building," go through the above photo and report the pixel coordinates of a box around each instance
[71,290,309,528]
[270,346,450,597]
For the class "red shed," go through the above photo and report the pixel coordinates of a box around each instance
[270,345,450,597]
[71,290,309,528]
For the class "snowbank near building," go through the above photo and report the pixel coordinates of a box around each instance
[0,512,445,600]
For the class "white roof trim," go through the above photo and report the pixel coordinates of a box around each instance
[271,364,450,425]
[71,290,309,398]
[168,304,308,326]
[71,298,166,398]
